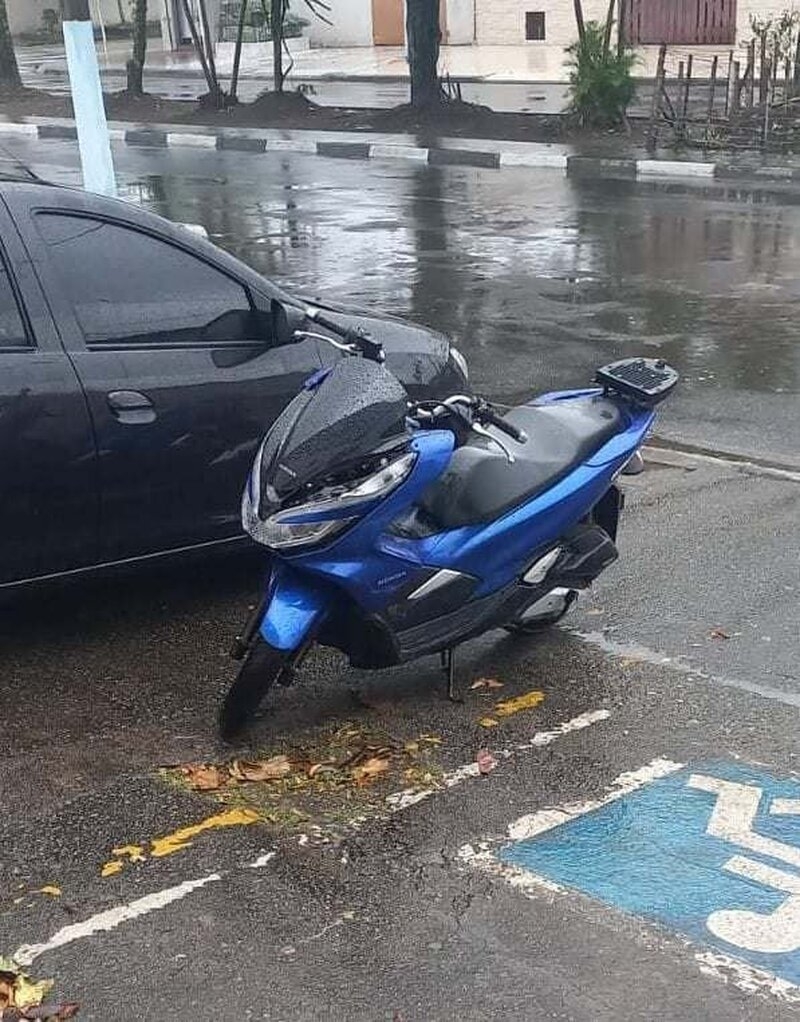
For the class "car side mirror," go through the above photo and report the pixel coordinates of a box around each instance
[271,299,308,346]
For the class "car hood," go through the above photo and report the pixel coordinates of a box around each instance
[294,295,459,399]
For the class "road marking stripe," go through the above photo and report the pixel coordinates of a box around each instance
[458,760,800,1004]
[506,757,683,842]
[13,873,221,966]
[572,629,800,709]
[695,950,800,1003]
[12,852,276,967]
[385,708,610,812]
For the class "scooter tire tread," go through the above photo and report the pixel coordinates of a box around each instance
[219,637,287,741]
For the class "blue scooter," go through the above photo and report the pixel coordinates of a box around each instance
[221,300,679,737]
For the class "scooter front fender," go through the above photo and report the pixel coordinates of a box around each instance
[259,564,329,652]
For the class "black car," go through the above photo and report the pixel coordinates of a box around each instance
[0,180,468,589]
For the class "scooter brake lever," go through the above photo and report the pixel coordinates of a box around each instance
[472,422,515,464]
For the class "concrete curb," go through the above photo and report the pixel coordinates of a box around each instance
[4,118,798,184]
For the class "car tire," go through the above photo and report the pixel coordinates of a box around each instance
[219,637,289,741]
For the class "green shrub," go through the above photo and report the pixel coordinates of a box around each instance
[566,21,636,128]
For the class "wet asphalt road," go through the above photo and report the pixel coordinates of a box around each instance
[4,136,799,465]
[0,140,799,1019]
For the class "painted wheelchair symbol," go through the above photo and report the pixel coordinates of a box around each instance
[690,774,800,954]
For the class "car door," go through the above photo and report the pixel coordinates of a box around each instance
[29,209,322,563]
[0,201,97,585]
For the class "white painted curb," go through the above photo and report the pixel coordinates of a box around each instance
[637,159,716,178]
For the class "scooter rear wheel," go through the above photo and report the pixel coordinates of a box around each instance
[219,637,289,741]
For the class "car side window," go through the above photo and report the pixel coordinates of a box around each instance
[36,213,263,348]
[0,252,29,349]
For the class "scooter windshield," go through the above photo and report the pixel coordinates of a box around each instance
[255,356,410,516]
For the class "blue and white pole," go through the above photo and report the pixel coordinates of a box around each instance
[61,0,117,197]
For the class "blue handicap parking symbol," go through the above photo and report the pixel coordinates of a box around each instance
[500,760,800,983]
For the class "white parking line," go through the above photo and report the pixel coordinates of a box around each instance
[385,708,611,812]
[13,853,275,967]
[10,709,609,968]
[14,873,221,966]
[572,629,800,710]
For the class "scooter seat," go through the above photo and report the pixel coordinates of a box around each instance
[418,396,623,530]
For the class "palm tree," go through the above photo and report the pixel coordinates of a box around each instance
[0,0,22,92]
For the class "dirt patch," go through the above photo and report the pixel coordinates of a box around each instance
[0,86,647,147]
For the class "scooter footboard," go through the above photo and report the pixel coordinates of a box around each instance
[259,565,329,652]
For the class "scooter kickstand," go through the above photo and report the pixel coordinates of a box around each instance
[441,647,462,703]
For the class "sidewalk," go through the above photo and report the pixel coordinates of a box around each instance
[19,37,752,87]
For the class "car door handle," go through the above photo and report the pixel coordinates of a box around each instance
[107,390,156,424]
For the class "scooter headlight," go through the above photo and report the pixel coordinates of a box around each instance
[249,515,354,550]
[243,451,416,551]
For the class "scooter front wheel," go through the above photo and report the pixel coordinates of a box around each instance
[219,637,290,741]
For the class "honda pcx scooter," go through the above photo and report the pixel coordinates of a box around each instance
[221,300,679,737]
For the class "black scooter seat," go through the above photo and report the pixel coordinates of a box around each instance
[418,396,624,530]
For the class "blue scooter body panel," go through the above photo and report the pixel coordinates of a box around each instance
[259,563,330,651]
[256,389,654,655]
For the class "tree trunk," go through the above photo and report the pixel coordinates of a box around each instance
[406,0,441,109]
[0,0,22,92]
[126,0,148,95]
[230,0,248,100]
[602,0,615,54]
[573,0,585,43]
[271,0,283,92]
[117,0,127,23]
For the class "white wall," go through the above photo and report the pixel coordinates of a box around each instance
[476,0,607,46]
[9,0,167,35]
[308,0,373,47]
[445,0,474,44]
[475,0,800,49]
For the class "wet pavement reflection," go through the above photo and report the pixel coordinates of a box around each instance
[5,139,799,460]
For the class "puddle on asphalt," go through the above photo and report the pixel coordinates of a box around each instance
[121,161,798,400]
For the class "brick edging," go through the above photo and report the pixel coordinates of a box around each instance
[4,119,796,183]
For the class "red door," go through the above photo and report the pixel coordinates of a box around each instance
[625,0,737,45]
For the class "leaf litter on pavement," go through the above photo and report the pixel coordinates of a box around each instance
[0,957,78,1021]
[477,688,545,728]
[151,685,546,844]
[159,722,449,836]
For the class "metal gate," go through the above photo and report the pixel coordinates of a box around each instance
[624,0,737,45]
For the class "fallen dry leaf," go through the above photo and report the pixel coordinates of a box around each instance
[470,678,504,691]
[229,755,291,783]
[12,1004,80,1021]
[709,627,731,640]
[0,959,53,1014]
[476,749,497,775]
[494,690,545,718]
[307,762,339,779]
[478,717,499,728]
[417,734,442,746]
[403,741,419,754]
[586,607,605,616]
[37,887,61,898]
[351,757,390,783]
[179,764,227,792]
